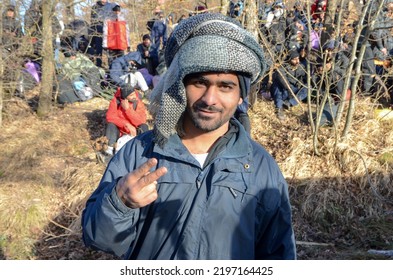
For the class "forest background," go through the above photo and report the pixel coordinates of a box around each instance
[0,0,393,260]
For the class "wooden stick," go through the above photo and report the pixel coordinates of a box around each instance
[296,241,334,247]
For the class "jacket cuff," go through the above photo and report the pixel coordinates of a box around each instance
[108,182,138,215]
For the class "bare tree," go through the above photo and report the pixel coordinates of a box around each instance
[0,4,3,128]
[342,0,385,138]
[245,0,259,38]
[220,0,230,14]
[37,0,56,117]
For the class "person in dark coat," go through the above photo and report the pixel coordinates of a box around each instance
[150,10,167,50]
[271,49,308,120]
[2,5,24,51]
[82,13,296,260]
[24,0,62,60]
[136,34,159,76]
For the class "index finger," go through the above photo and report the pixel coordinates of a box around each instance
[137,165,167,188]
[132,158,159,181]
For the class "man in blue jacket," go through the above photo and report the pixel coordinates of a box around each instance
[109,51,149,92]
[82,13,296,260]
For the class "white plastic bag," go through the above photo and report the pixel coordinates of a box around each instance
[115,134,134,153]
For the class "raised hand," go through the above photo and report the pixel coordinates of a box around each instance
[115,158,167,208]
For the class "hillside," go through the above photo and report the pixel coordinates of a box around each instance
[0,88,392,260]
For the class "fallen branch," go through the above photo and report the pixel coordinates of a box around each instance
[296,241,334,247]
[367,249,393,257]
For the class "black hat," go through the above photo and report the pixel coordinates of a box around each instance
[121,84,135,100]
[143,34,151,41]
[63,50,76,57]
[289,50,300,60]
[112,5,121,12]
[6,5,15,12]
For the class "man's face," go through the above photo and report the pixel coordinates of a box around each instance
[126,91,137,102]
[290,56,300,66]
[183,72,242,133]
[6,10,15,18]
[143,38,151,47]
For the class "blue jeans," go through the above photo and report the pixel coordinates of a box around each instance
[271,84,307,109]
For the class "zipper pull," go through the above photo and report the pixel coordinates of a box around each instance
[229,187,237,198]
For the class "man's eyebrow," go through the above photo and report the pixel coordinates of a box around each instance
[219,80,237,86]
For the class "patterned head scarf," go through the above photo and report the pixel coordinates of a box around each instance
[149,13,267,147]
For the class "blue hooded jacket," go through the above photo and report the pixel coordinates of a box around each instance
[82,119,296,259]
[109,52,142,87]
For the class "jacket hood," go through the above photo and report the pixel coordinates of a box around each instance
[123,51,142,66]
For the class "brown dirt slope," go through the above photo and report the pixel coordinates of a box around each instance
[0,90,392,260]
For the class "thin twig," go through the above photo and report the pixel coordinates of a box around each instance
[48,218,75,233]
[296,241,334,247]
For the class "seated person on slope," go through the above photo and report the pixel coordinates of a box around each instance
[104,84,148,156]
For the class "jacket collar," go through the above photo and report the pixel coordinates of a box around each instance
[153,118,252,164]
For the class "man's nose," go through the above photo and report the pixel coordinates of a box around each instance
[200,85,218,105]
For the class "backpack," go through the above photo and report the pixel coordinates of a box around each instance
[107,20,128,50]
[73,78,93,101]
[229,1,244,18]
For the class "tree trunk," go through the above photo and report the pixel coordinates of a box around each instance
[37,0,55,118]
[342,0,385,137]
[320,0,337,49]
[0,4,3,127]
[243,1,259,107]
[220,0,229,14]
[244,1,258,38]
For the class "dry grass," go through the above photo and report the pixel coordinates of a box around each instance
[0,90,392,259]
[250,96,393,259]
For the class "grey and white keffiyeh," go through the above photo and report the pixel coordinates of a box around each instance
[149,13,267,147]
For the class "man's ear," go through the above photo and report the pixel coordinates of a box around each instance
[238,97,243,105]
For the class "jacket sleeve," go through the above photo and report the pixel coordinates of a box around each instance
[109,59,126,87]
[81,157,140,258]
[275,67,291,91]
[106,96,130,133]
[103,19,108,48]
[255,186,296,259]
[254,156,297,260]
[124,99,147,128]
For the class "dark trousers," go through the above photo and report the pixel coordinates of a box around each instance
[105,123,120,146]
[105,122,149,146]
[88,35,103,68]
[361,46,376,92]
[272,84,307,109]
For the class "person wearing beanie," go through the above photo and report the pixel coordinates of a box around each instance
[270,48,307,120]
[82,13,296,260]
[136,34,159,76]
[103,84,148,158]
[2,4,24,51]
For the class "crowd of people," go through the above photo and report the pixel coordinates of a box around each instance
[2,1,393,141]
[259,0,393,119]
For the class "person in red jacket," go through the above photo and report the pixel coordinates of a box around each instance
[311,0,327,24]
[104,84,148,156]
